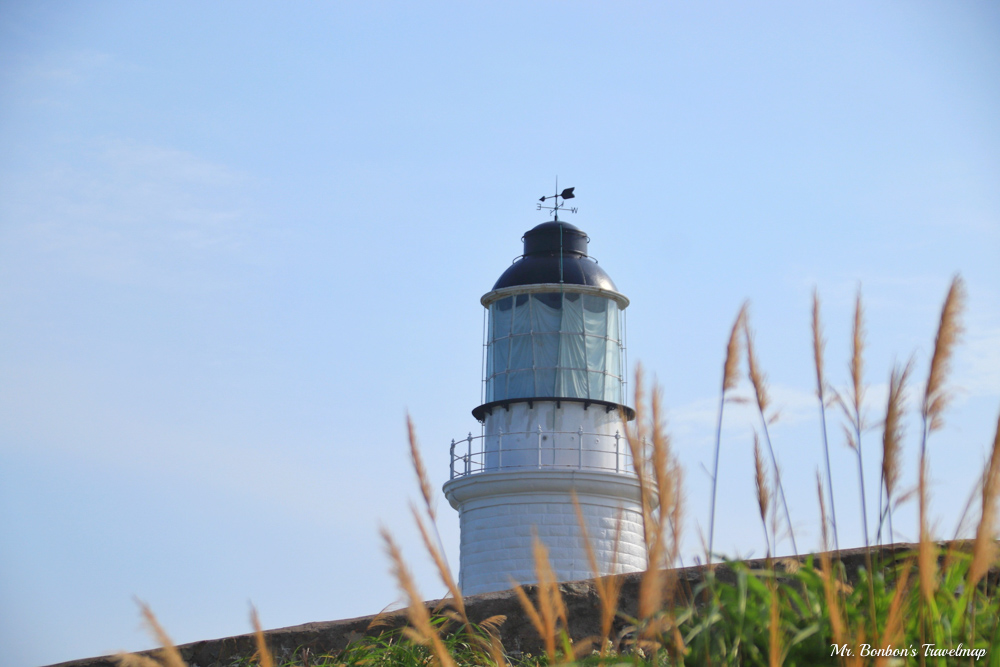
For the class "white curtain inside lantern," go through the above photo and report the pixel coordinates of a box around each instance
[485,292,624,404]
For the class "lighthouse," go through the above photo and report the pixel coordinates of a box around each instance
[443,190,647,595]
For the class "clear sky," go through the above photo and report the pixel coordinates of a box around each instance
[1,2,998,666]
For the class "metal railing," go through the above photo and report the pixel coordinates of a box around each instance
[448,426,635,479]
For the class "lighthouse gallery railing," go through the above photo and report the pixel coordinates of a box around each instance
[449,427,635,479]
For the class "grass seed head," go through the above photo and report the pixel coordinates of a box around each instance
[380,526,456,667]
[134,601,186,667]
[812,290,826,398]
[754,433,771,556]
[850,288,866,426]
[882,359,914,503]
[406,414,436,521]
[409,503,466,623]
[922,275,966,434]
[250,606,275,667]
[744,316,770,415]
[723,302,748,392]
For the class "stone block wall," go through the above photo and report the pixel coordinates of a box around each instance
[458,490,646,594]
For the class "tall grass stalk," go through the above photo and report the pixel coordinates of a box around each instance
[812,291,840,553]
[622,371,686,661]
[114,602,186,667]
[816,474,846,650]
[878,358,913,545]
[250,606,275,667]
[915,276,965,661]
[744,315,798,555]
[970,410,1000,589]
[708,302,746,566]
[512,532,568,665]
[832,290,880,644]
[380,526,457,667]
[754,434,772,559]
[836,289,870,550]
[966,410,1000,651]
[917,276,965,592]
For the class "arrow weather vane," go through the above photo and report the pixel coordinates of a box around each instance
[537,180,577,221]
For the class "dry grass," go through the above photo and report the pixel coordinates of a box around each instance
[922,276,967,436]
[754,434,771,558]
[407,414,437,522]
[917,276,966,608]
[623,371,685,659]
[835,289,872,549]
[880,358,913,543]
[410,503,466,623]
[876,560,911,667]
[744,316,770,416]
[811,290,826,395]
[112,603,186,667]
[969,409,1000,589]
[512,533,568,665]
[813,290,840,553]
[849,289,866,435]
[405,415,476,637]
[381,526,457,667]
[744,315,797,554]
[250,606,275,667]
[768,578,781,667]
[724,303,747,393]
[817,475,846,651]
[708,302,748,564]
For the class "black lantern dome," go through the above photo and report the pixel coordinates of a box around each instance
[492,221,618,291]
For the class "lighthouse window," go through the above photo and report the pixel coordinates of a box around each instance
[485,292,626,404]
[509,333,532,370]
[511,294,531,334]
[492,296,512,339]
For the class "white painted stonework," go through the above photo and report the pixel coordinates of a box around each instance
[481,401,629,473]
[443,469,646,595]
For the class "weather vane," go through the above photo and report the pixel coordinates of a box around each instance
[537,180,577,221]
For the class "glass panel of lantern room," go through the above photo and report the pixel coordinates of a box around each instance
[508,369,533,397]
[492,297,513,339]
[532,333,559,397]
[606,339,622,401]
[484,291,627,404]
[583,295,609,338]
[534,368,556,397]
[530,292,562,332]
[491,339,509,382]
[511,294,531,334]
[606,301,620,341]
[588,371,605,398]
[486,297,513,403]
[585,330,605,374]
[557,294,587,398]
[509,334,532,371]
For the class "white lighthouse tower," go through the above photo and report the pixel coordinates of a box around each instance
[443,191,647,595]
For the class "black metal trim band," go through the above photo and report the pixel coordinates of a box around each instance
[472,397,635,423]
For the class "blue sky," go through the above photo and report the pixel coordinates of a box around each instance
[1,2,998,666]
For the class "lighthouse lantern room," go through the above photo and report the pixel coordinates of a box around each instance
[443,190,647,595]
